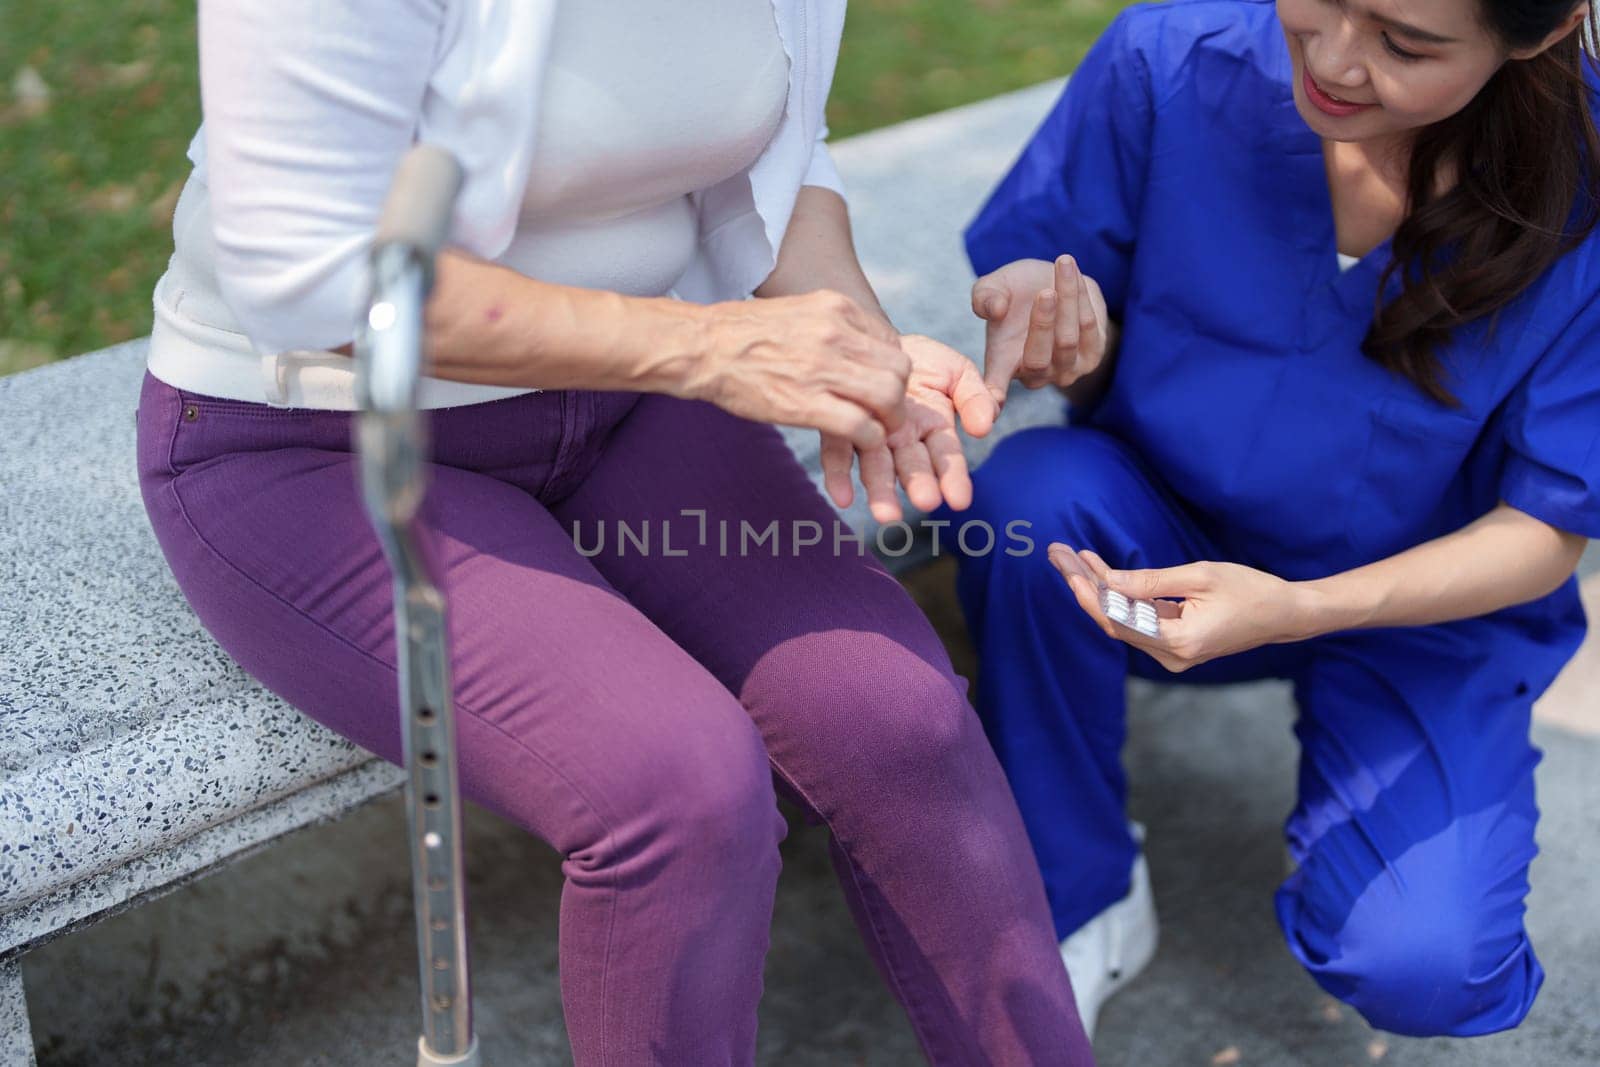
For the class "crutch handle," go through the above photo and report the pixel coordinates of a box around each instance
[359,146,464,418]
[375,144,464,264]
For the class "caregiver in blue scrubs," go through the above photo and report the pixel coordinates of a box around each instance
[946,0,1600,1041]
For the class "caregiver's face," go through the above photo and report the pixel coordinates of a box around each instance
[1276,0,1511,143]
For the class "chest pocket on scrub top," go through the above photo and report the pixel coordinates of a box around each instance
[1344,394,1483,562]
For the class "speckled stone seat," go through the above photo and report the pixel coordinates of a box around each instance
[0,81,1072,1064]
[0,342,410,1064]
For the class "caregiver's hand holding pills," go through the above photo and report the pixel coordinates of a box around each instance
[971,255,1112,407]
[1048,544,1310,674]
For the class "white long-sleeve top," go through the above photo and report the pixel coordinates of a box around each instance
[148,0,847,409]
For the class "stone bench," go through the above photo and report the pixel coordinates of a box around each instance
[0,81,1072,1064]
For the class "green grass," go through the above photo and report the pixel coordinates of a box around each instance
[831,0,1134,137]
[1,0,1134,373]
[1,0,200,373]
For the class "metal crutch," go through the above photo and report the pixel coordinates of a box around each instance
[354,145,483,1067]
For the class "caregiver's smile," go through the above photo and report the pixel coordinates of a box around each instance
[1276,0,1516,143]
[1302,65,1378,115]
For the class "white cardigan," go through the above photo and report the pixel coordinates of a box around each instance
[155,0,846,407]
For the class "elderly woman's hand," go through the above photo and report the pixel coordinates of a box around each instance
[690,290,913,450]
[820,334,996,523]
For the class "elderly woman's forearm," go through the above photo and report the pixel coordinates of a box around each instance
[413,248,913,447]
[755,186,891,328]
[420,250,708,395]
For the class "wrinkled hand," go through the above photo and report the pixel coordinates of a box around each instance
[971,256,1109,406]
[821,334,997,522]
[1047,544,1310,673]
[696,289,911,449]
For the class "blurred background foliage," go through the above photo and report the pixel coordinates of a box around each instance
[0,0,1133,374]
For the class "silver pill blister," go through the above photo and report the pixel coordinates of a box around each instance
[1101,585,1160,638]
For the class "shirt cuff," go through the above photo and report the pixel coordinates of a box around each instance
[802,137,845,197]
[1501,457,1600,540]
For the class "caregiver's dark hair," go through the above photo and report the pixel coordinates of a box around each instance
[1367,0,1600,404]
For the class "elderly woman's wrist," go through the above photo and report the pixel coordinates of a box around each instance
[622,296,719,399]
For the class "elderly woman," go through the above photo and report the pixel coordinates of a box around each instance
[133,1,1092,1063]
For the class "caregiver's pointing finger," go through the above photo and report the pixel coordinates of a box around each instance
[973,287,1019,404]
[971,264,1031,403]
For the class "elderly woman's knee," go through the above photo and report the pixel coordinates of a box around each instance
[575,700,780,869]
[876,670,975,770]
[762,631,977,780]
[676,741,781,855]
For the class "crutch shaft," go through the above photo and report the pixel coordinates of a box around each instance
[354,145,479,1067]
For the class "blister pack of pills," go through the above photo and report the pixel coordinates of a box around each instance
[1100,586,1160,637]
[1050,542,1162,639]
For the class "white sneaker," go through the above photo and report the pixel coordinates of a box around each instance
[1058,825,1159,1041]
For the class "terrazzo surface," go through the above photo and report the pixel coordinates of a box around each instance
[0,350,397,950]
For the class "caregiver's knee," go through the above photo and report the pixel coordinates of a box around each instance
[969,426,1140,533]
[1302,900,1541,1036]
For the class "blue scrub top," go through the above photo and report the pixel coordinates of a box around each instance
[965,0,1600,687]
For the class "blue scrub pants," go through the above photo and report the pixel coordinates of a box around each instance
[948,426,1546,1038]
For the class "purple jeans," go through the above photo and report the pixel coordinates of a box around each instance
[134,371,1091,1066]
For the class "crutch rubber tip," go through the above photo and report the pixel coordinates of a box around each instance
[417,1034,481,1067]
